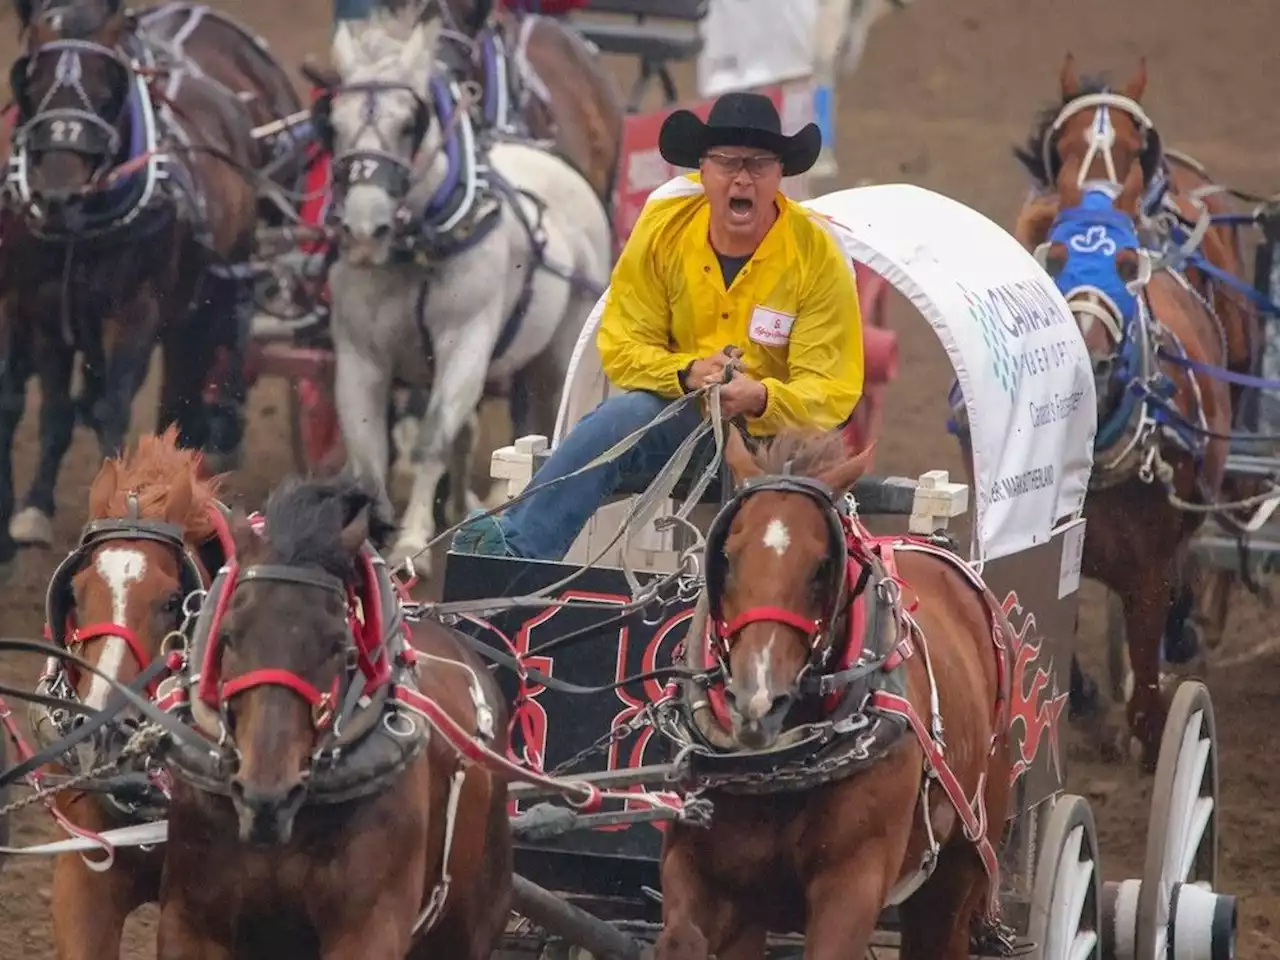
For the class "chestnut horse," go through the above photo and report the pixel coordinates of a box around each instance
[0,0,303,569]
[656,428,1013,960]
[158,475,512,959]
[33,426,229,959]
[1013,54,1256,389]
[1009,53,1255,710]
[1032,167,1230,766]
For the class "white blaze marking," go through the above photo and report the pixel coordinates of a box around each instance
[85,548,147,709]
[746,635,776,719]
[762,518,790,557]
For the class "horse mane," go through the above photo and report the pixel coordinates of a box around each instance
[90,426,222,543]
[747,429,850,480]
[260,473,396,579]
[16,0,119,35]
[1012,72,1111,187]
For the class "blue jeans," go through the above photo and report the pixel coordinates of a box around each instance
[496,391,707,561]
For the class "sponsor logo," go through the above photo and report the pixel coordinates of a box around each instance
[956,279,1076,400]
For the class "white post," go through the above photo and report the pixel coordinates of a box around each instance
[907,470,969,534]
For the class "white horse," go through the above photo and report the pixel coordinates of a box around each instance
[325,9,612,571]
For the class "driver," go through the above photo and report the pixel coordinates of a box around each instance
[452,91,864,561]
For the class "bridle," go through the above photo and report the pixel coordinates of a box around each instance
[705,473,866,670]
[43,495,208,702]
[208,563,351,732]
[1042,91,1160,193]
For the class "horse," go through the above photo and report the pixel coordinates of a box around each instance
[0,0,299,569]
[1022,165,1229,767]
[317,8,611,570]
[157,474,513,959]
[656,426,1013,960]
[1007,53,1258,713]
[1012,54,1256,391]
[30,426,230,959]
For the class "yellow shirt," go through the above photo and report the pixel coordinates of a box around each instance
[596,176,864,435]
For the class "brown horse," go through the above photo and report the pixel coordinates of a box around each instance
[158,474,512,959]
[0,0,304,567]
[656,427,1013,960]
[33,426,230,959]
[1013,54,1256,400]
[1010,53,1256,711]
[1030,164,1230,766]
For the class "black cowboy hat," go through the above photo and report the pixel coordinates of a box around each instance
[658,91,822,178]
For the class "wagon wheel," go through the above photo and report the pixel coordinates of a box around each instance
[1132,680,1234,960]
[1026,794,1102,960]
[1105,590,1130,704]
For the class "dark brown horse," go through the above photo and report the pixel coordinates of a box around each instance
[0,0,303,569]
[158,475,512,959]
[1025,165,1230,766]
[33,427,230,959]
[657,428,1013,959]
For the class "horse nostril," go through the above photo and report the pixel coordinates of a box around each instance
[372,223,391,241]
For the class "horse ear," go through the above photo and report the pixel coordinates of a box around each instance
[88,459,120,519]
[1059,52,1081,100]
[165,469,194,528]
[13,0,33,29]
[724,427,762,485]
[1116,162,1144,217]
[332,21,360,78]
[1122,57,1147,101]
[817,443,876,495]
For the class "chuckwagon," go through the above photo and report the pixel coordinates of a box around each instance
[437,183,1237,960]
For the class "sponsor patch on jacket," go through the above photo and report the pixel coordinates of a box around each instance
[748,306,796,347]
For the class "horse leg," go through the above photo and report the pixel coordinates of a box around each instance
[396,320,495,571]
[898,846,990,960]
[200,272,254,475]
[10,341,75,547]
[0,340,30,572]
[1120,560,1173,769]
[332,336,393,516]
[50,851,146,960]
[96,305,158,460]
[655,838,766,960]
[155,897,234,960]
[801,849,896,960]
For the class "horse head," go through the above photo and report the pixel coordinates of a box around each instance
[322,8,447,266]
[9,0,133,231]
[1015,54,1159,201]
[214,474,394,845]
[708,428,874,750]
[43,428,223,786]
[1037,165,1153,421]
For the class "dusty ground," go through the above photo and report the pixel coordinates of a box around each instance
[0,0,1278,956]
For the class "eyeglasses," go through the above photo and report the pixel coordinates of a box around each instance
[703,152,782,178]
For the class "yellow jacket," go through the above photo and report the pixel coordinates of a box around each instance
[597,175,864,436]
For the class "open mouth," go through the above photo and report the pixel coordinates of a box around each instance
[728,197,754,221]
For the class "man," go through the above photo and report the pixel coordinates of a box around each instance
[452,91,864,561]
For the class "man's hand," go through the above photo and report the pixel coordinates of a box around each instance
[718,375,767,418]
[684,350,734,390]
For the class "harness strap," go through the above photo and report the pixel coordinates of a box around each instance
[219,670,340,729]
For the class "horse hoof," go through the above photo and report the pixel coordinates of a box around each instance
[9,507,53,547]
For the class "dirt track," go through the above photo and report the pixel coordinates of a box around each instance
[0,0,1278,956]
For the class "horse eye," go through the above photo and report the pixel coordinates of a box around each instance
[1116,258,1140,283]
[164,591,185,613]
